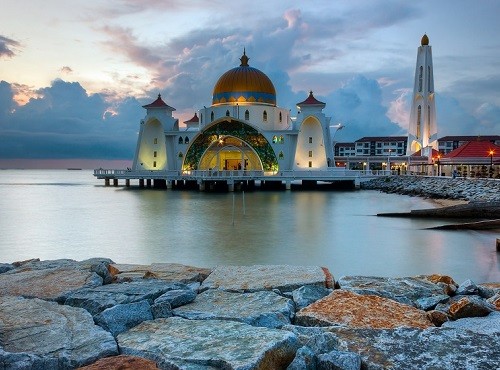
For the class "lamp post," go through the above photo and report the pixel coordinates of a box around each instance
[437,154,441,176]
[489,150,494,178]
[330,123,344,167]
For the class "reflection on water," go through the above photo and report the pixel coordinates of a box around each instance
[0,170,498,283]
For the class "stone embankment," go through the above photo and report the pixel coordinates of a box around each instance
[361,176,500,202]
[0,258,499,369]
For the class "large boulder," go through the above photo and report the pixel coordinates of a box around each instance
[327,326,500,369]
[337,275,448,307]
[292,285,332,310]
[173,289,294,328]
[448,295,495,319]
[442,311,500,335]
[78,355,159,370]
[63,280,187,316]
[200,265,333,292]
[296,290,434,329]
[109,263,211,283]
[117,317,300,369]
[0,296,117,369]
[95,300,153,337]
[0,267,102,302]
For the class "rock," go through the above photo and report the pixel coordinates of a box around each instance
[109,262,211,283]
[479,282,500,293]
[292,285,332,310]
[317,349,362,370]
[415,294,449,311]
[287,346,317,370]
[442,311,500,335]
[117,317,300,369]
[477,285,496,299]
[0,267,103,302]
[154,288,196,308]
[487,292,500,309]
[418,274,458,295]
[173,289,294,328]
[200,265,334,292]
[0,263,14,274]
[448,295,495,319]
[295,290,434,329]
[282,325,339,355]
[0,296,118,368]
[337,275,447,307]
[63,280,187,316]
[426,310,449,327]
[455,279,478,295]
[78,355,159,369]
[151,300,173,319]
[327,326,500,369]
[95,300,153,337]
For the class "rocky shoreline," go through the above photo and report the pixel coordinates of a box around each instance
[361,176,500,202]
[0,258,499,369]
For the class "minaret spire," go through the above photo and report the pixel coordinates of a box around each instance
[407,34,438,156]
[240,48,249,67]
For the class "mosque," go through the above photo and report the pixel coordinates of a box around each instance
[132,49,335,174]
[95,34,499,187]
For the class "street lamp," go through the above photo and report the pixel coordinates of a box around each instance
[437,154,441,176]
[489,150,494,178]
[330,123,344,167]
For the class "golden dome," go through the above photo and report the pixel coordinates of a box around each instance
[421,34,429,46]
[212,50,276,106]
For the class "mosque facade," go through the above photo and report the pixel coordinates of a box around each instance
[132,50,334,174]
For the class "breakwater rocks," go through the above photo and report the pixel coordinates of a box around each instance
[361,176,500,202]
[0,258,499,369]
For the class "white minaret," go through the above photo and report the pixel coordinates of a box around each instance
[407,34,438,156]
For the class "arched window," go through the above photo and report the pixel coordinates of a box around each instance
[272,135,278,143]
[184,136,189,144]
[200,113,203,123]
[416,105,421,139]
[428,66,431,92]
[279,112,282,122]
[263,110,267,122]
[418,66,423,92]
[178,136,183,144]
[178,152,183,158]
[211,111,214,121]
[226,110,230,117]
[279,151,284,159]
[244,110,249,120]
[427,105,431,138]
[279,135,284,143]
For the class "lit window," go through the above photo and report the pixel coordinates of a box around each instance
[280,135,284,143]
[309,137,313,144]
[309,151,313,157]
[272,135,278,143]
[245,110,249,120]
[263,111,267,122]
[184,136,189,144]
[308,161,312,167]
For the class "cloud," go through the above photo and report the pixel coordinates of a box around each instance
[60,66,73,74]
[0,35,21,58]
[0,80,143,159]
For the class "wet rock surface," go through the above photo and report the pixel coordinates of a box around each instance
[0,258,498,369]
[361,176,500,202]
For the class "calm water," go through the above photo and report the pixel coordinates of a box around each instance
[0,170,498,283]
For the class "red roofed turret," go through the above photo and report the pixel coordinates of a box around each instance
[142,93,175,111]
[184,112,199,124]
[297,91,326,109]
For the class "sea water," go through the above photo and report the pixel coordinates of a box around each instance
[0,170,498,283]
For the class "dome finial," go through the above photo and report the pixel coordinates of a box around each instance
[421,33,429,46]
[240,48,249,67]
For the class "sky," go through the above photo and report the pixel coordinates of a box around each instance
[1,0,499,168]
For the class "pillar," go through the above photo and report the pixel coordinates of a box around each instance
[105,178,110,186]
[113,179,118,187]
[146,179,151,187]
[125,179,130,187]
[285,180,291,190]
[139,179,144,188]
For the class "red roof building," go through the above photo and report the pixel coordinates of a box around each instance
[142,94,175,111]
[442,140,499,164]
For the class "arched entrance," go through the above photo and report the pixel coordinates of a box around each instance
[198,136,263,171]
[183,119,278,171]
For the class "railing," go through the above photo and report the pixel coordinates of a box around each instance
[94,168,392,179]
